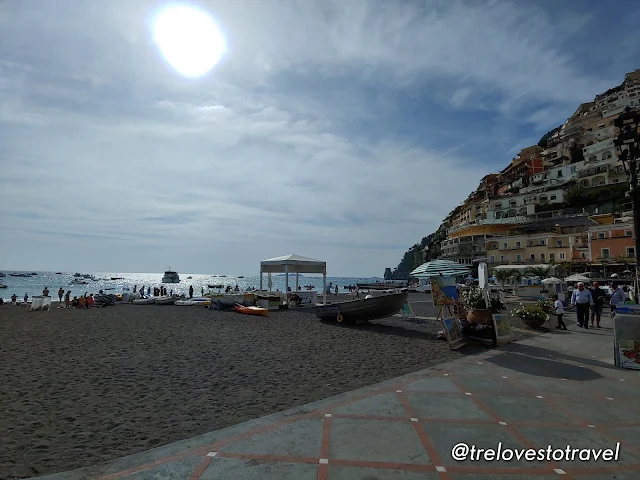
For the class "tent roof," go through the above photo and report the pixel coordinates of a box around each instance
[260,254,326,274]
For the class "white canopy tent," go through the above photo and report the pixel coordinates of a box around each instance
[259,254,327,305]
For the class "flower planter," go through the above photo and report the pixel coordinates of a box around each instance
[520,314,549,329]
[467,309,493,325]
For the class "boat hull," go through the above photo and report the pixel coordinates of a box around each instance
[234,305,268,316]
[133,297,156,305]
[314,292,408,324]
[155,295,180,305]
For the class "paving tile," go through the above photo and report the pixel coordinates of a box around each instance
[516,376,593,396]
[333,392,408,417]
[571,473,640,480]
[424,423,530,468]
[200,457,318,480]
[516,426,640,467]
[121,455,202,479]
[218,418,322,458]
[561,397,640,424]
[452,377,528,396]
[449,475,553,480]
[330,418,430,465]
[404,377,461,393]
[328,465,439,479]
[604,426,640,449]
[477,396,576,424]
[407,394,492,421]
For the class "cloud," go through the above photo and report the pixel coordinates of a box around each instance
[0,0,638,275]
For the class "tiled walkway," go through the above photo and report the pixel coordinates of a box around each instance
[41,316,639,480]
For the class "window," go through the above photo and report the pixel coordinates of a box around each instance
[627,247,636,258]
[540,253,545,261]
[500,255,506,262]
[598,232,606,239]
[625,230,632,237]
[549,253,556,261]
[550,195,557,200]
[515,241,521,248]
[539,239,546,245]
[516,254,522,261]
[557,170,563,178]
[530,254,535,260]
[601,248,610,259]
[539,196,548,202]
[556,240,563,247]
[490,256,495,263]
[559,252,566,260]
[570,166,577,174]
[503,242,508,249]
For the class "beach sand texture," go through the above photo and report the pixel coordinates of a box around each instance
[0,294,532,479]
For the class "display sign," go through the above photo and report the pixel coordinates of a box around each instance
[493,313,512,346]
[441,316,467,350]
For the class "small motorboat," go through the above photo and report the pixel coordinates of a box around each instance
[238,276,244,278]
[0,284,7,289]
[234,304,268,316]
[55,272,62,274]
[133,297,156,305]
[111,277,124,280]
[314,291,408,325]
[175,299,211,307]
[0,272,6,277]
[208,284,223,289]
[186,276,192,279]
[10,273,31,277]
[155,295,180,305]
[70,279,88,285]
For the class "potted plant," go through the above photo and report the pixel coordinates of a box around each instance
[463,287,505,325]
[511,304,548,329]
[536,298,554,314]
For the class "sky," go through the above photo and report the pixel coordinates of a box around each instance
[1,0,639,276]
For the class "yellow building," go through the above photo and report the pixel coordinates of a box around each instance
[485,231,588,265]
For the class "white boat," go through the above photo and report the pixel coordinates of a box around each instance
[70,279,88,285]
[175,299,211,306]
[155,294,180,305]
[133,297,156,305]
[161,268,180,283]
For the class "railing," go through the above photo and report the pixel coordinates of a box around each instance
[578,165,611,177]
[582,139,615,156]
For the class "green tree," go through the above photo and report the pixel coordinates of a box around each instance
[526,266,551,278]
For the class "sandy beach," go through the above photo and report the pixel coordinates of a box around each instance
[0,293,534,479]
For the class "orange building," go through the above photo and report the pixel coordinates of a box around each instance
[588,221,636,262]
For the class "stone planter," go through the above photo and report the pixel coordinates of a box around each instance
[467,309,493,325]
[520,314,549,329]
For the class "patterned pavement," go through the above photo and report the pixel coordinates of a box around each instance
[41,318,639,480]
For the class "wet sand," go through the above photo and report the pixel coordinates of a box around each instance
[0,294,532,478]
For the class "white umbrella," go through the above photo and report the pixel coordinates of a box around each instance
[564,274,590,283]
[541,277,562,284]
[410,260,471,278]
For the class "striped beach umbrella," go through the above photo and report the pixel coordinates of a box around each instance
[410,260,471,278]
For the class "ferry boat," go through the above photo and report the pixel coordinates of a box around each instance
[162,268,180,283]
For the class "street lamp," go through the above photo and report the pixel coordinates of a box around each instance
[614,107,640,292]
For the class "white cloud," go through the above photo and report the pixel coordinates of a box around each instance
[0,0,635,275]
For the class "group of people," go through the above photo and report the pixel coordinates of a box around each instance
[553,281,629,330]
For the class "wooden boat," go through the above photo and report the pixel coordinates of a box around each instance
[234,304,268,316]
[314,291,408,324]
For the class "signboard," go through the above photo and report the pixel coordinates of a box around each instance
[493,313,512,346]
[431,276,459,306]
[612,305,640,370]
[441,316,467,350]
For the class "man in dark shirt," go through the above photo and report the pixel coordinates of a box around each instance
[589,281,606,328]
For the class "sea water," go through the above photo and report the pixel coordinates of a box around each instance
[0,271,383,302]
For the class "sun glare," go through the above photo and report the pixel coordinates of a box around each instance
[152,5,226,78]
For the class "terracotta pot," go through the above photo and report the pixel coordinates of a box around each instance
[466,309,493,325]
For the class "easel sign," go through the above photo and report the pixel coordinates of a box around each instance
[441,316,467,350]
[493,313,512,346]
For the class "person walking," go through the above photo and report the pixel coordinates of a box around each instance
[589,281,606,328]
[189,285,194,299]
[609,282,626,317]
[64,290,71,308]
[551,294,567,330]
[571,282,593,329]
[58,287,64,303]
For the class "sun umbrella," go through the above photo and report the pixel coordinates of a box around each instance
[410,260,471,278]
[541,277,562,284]
[564,274,590,283]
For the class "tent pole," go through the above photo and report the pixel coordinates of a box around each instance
[295,271,299,292]
[285,264,289,305]
[323,267,327,305]
[260,267,263,291]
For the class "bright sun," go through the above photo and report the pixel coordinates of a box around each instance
[153,5,226,78]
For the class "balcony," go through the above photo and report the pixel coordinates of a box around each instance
[578,165,611,178]
[582,139,615,156]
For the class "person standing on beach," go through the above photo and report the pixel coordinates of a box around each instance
[64,290,71,308]
[589,282,606,328]
[24,293,28,303]
[189,285,194,299]
[43,286,49,297]
[58,287,64,303]
[571,282,593,329]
